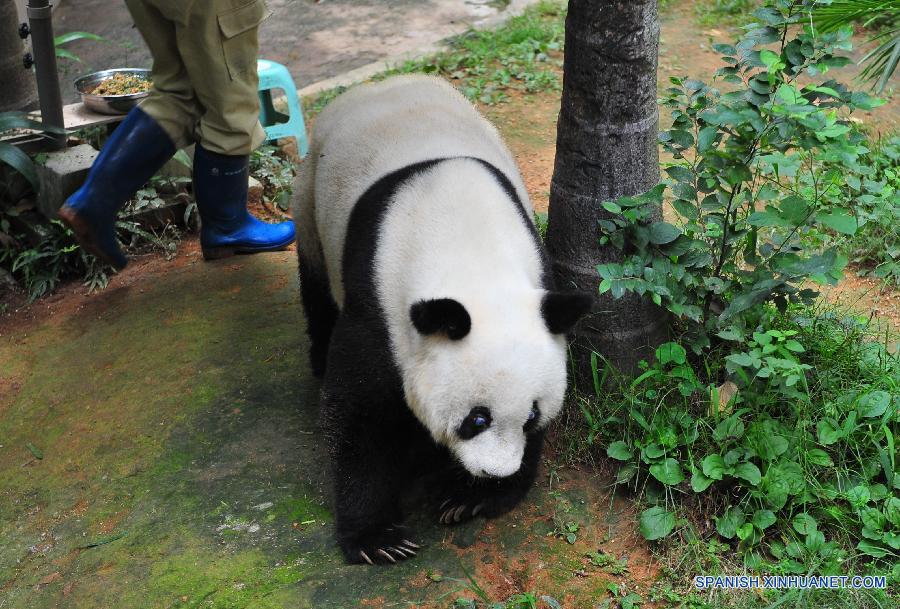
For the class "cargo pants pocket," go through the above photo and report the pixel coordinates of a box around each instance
[217,0,269,79]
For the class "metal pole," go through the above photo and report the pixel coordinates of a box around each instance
[26,0,65,149]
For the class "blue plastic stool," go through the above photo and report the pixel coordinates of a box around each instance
[257,59,309,157]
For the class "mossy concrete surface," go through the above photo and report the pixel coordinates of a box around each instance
[1,253,653,608]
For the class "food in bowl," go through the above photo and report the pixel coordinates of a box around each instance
[92,72,152,96]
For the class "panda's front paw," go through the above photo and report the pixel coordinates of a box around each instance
[340,525,421,565]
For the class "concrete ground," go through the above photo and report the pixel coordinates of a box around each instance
[51,0,531,104]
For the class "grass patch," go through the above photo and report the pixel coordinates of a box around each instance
[303,0,566,116]
[695,0,765,27]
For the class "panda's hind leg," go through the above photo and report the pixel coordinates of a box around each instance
[294,159,338,378]
[433,430,545,525]
[298,252,338,377]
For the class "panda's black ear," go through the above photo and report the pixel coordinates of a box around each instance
[542,291,593,334]
[410,298,471,340]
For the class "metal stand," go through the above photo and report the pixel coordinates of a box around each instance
[25,0,65,150]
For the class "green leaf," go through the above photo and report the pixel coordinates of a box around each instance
[648,222,681,245]
[602,201,622,214]
[752,509,776,531]
[691,468,714,492]
[26,442,43,460]
[616,463,638,484]
[856,540,889,558]
[861,507,886,532]
[672,199,699,220]
[736,522,754,541]
[760,49,781,69]
[0,143,39,189]
[649,458,685,486]
[716,506,745,539]
[818,210,857,235]
[776,83,806,105]
[55,31,104,45]
[702,454,725,481]
[698,126,719,152]
[792,513,817,535]
[656,342,686,366]
[817,418,843,445]
[714,414,745,441]
[783,340,805,353]
[639,507,675,541]
[732,462,762,486]
[807,448,833,467]
[885,497,900,527]
[858,391,890,418]
[665,166,694,184]
[621,593,643,609]
[606,441,632,461]
[724,164,752,186]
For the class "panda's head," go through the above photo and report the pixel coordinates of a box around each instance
[405,290,592,479]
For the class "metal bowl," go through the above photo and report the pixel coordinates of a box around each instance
[74,68,152,115]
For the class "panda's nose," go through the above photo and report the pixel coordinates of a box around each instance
[479,461,520,479]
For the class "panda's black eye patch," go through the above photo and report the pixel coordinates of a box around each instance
[457,406,492,439]
[524,402,541,432]
[410,298,471,340]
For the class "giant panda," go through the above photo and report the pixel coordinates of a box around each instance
[293,75,591,565]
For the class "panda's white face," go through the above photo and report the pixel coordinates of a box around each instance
[404,290,577,479]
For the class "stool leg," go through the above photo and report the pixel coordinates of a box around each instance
[259,89,277,131]
[285,87,309,158]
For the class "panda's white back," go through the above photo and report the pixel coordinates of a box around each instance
[305,75,535,306]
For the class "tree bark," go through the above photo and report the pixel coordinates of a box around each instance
[547,0,666,382]
[0,0,38,112]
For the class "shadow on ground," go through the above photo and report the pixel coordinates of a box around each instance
[1,252,655,608]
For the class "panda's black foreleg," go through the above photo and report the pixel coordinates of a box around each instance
[297,253,338,378]
[329,423,420,565]
[321,317,420,565]
[434,430,545,525]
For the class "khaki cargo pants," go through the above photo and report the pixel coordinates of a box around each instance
[124,0,269,155]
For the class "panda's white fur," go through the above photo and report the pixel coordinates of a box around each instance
[296,76,564,478]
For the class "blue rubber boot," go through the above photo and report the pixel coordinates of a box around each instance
[58,107,176,270]
[193,144,296,260]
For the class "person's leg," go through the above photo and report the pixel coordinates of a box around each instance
[58,0,197,270]
[176,0,295,259]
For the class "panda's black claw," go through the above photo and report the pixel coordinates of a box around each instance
[472,503,484,517]
[342,524,418,565]
[439,498,453,510]
[377,548,396,563]
[440,507,455,524]
[402,539,421,549]
[453,505,466,522]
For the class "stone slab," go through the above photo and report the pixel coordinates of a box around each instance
[34,142,97,218]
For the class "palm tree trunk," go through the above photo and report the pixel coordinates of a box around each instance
[547,0,666,381]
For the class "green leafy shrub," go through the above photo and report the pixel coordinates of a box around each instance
[571,0,900,588]
[578,307,898,575]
